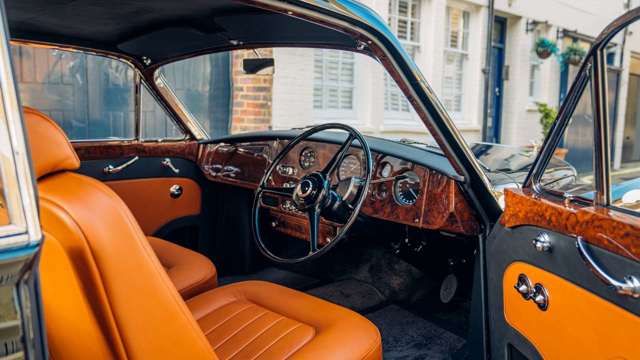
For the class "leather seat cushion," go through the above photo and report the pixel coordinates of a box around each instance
[147,236,217,299]
[187,281,382,360]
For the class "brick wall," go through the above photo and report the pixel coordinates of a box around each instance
[230,49,274,133]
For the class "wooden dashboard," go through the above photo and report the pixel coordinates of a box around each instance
[198,140,480,240]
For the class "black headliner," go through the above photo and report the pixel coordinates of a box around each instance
[6,0,358,65]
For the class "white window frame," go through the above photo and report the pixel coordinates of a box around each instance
[384,0,422,126]
[312,49,359,124]
[528,29,544,105]
[442,5,470,123]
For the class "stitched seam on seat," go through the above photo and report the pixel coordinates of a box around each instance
[203,304,256,337]
[223,315,285,359]
[246,323,304,360]
[213,310,270,350]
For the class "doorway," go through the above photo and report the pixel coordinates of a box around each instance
[487,16,507,143]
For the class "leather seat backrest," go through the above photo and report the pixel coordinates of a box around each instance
[25,107,216,359]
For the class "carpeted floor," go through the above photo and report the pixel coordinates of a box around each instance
[366,305,466,360]
[307,278,386,312]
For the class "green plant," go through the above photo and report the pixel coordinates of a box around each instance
[561,42,587,65]
[536,102,558,138]
[534,37,558,59]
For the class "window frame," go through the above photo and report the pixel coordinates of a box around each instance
[442,5,470,123]
[11,41,188,144]
[384,0,421,125]
[312,48,360,124]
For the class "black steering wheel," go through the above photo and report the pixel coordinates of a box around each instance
[252,123,373,263]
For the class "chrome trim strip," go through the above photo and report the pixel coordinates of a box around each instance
[592,49,611,206]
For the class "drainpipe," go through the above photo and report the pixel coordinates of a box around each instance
[481,0,496,142]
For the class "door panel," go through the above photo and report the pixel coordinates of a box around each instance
[106,177,201,234]
[487,189,640,359]
[504,262,639,360]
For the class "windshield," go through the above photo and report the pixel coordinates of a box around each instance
[157,47,438,147]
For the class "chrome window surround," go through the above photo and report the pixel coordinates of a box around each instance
[9,40,189,143]
[153,72,208,140]
[0,15,41,247]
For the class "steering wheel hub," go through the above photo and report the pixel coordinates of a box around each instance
[293,173,327,209]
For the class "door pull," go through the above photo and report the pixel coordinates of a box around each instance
[103,156,139,175]
[161,158,180,174]
[576,236,640,298]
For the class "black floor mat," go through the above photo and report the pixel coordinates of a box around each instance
[306,278,385,312]
[218,267,321,290]
[366,305,465,360]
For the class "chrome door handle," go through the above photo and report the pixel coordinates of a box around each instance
[104,156,139,175]
[576,236,640,298]
[161,158,180,174]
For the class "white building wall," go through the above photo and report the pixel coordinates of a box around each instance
[270,0,636,147]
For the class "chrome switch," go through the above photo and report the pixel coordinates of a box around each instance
[514,274,533,300]
[532,283,549,311]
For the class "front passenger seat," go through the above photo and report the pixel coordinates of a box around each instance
[24,106,217,299]
[29,106,382,359]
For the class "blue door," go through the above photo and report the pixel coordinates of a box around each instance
[487,17,507,143]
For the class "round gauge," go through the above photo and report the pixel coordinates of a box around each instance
[379,162,393,178]
[338,154,362,180]
[393,171,421,206]
[299,147,316,169]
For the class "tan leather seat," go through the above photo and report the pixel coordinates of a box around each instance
[147,235,217,299]
[28,107,382,359]
[23,106,217,299]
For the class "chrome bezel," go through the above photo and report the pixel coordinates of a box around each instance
[392,171,420,206]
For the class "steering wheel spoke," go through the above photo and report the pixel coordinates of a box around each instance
[260,185,294,198]
[307,206,320,254]
[321,133,355,178]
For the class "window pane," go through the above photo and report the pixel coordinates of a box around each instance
[159,51,232,136]
[541,78,595,196]
[313,49,354,111]
[12,44,135,140]
[140,86,184,140]
[612,54,640,212]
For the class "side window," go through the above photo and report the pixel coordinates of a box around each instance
[611,46,640,212]
[540,76,595,197]
[11,43,183,141]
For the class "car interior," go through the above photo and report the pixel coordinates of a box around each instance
[8,1,491,359]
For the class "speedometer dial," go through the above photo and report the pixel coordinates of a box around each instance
[393,171,421,206]
[338,154,362,180]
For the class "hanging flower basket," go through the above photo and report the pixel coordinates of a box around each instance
[561,42,587,66]
[535,38,558,60]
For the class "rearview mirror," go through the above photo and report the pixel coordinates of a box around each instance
[243,58,275,75]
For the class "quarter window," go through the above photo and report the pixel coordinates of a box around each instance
[540,76,595,197]
[442,6,470,121]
